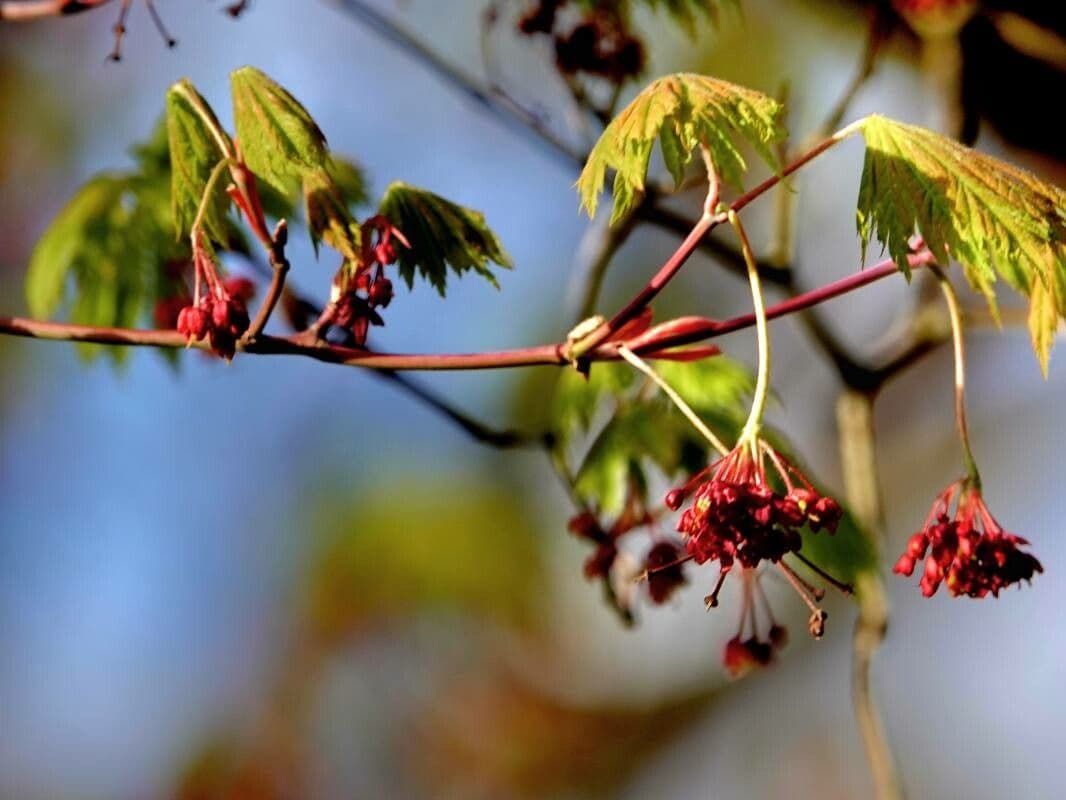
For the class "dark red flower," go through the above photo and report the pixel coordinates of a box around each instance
[367,277,394,309]
[664,438,851,675]
[671,443,841,572]
[517,0,561,35]
[177,305,210,343]
[175,290,249,360]
[643,541,687,605]
[362,215,409,268]
[717,568,794,677]
[893,480,1042,598]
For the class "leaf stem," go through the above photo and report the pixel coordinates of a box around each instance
[616,345,730,456]
[728,211,770,445]
[190,157,234,242]
[930,265,981,487]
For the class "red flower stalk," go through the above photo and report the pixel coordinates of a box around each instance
[721,569,791,678]
[893,480,1042,598]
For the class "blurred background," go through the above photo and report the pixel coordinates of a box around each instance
[1,1,1064,798]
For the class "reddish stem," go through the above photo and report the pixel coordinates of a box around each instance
[0,252,928,371]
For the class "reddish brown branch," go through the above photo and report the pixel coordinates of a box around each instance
[0,252,928,371]
[0,0,111,21]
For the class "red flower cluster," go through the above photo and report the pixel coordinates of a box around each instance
[567,503,651,582]
[174,244,252,360]
[177,290,250,360]
[328,216,407,347]
[894,480,1042,598]
[658,439,848,675]
[669,443,842,573]
[517,0,645,82]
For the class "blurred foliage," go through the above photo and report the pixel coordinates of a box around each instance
[301,475,547,645]
[405,666,716,800]
[552,356,754,513]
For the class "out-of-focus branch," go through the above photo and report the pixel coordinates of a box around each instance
[836,391,903,800]
[0,0,111,21]
[324,0,586,169]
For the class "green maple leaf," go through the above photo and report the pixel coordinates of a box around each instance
[577,72,786,223]
[856,115,1066,374]
[378,182,512,295]
[303,168,362,264]
[230,66,328,195]
[554,357,753,514]
[166,80,233,244]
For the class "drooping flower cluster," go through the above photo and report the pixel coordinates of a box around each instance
[893,480,1042,598]
[655,438,848,674]
[668,442,842,576]
[174,243,252,360]
[327,216,408,347]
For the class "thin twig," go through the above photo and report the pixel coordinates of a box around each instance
[243,221,290,342]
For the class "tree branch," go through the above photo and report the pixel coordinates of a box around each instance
[0,252,930,370]
[323,0,586,169]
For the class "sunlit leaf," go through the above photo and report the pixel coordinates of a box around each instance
[578,72,786,223]
[166,80,232,244]
[327,155,369,210]
[25,174,174,364]
[230,66,328,195]
[857,115,1066,370]
[555,357,753,514]
[378,181,512,295]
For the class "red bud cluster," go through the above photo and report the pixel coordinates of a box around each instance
[177,291,250,360]
[328,216,407,347]
[172,240,252,360]
[723,625,790,679]
[894,481,1042,598]
[516,1,645,82]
